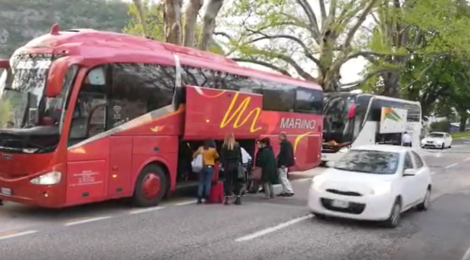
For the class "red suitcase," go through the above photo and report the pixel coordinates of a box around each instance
[208,181,224,204]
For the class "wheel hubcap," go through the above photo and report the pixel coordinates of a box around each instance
[142,173,161,199]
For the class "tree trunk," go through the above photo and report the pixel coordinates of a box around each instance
[459,114,468,132]
[198,0,224,51]
[132,0,148,37]
[183,0,204,47]
[381,71,400,97]
[163,0,183,45]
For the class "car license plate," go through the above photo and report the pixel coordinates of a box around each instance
[0,187,11,196]
[331,200,349,208]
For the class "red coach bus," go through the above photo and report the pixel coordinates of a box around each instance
[0,25,323,208]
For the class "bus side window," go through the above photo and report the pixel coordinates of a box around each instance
[108,63,175,129]
[68,66,107,145]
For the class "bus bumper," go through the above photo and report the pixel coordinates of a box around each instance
[0,179,64,208]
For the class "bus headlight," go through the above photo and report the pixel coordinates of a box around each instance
[30,171,62,185]
[339,147,350,153]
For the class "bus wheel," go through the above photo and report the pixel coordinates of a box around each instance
[133,164,168,207]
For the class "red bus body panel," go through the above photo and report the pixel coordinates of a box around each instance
[184,86,322,170]
[0,28,323,208]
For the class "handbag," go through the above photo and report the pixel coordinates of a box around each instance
[251,167,262,181]
[191,154,203,173]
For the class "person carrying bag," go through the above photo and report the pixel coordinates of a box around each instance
[192,139,219,204]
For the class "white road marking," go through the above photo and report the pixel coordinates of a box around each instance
[174,200,196,206]
[64,216,112,226]
[445,163,458,169]
[461,244,470,260]
[235,214,312,242]
[465,157,470,161]
[0,230,38,240]
[129,206,164,215]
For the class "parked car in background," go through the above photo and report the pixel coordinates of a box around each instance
[421,132,452,149]
[308,145,432,228]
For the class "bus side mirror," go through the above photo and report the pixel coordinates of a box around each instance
[46,57,70,97]
[46,56,83,97]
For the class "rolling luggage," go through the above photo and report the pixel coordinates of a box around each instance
[208,181,224,203]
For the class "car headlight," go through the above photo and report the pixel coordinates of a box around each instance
[311,176,325,190]
[369,182,392,196]
[339,146,350,153]
[30,171,62,185]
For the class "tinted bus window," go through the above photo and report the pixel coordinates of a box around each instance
[294,87,323,114]
[261,81,295,112]
[110,63,175,127]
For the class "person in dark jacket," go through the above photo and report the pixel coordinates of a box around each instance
[255,137,278,199]
[277,132,295,197]
[220,132,243,205]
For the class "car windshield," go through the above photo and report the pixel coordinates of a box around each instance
[428,133,444,138]
[334,149,400,174]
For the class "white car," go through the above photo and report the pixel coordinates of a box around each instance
[421,132,452,149]
[308,145,432,228]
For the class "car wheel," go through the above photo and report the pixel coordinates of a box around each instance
[383,199,401,228]
[417,188,431,211]
[313,213,327,220]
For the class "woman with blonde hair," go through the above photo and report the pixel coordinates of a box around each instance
[220,132,243,205]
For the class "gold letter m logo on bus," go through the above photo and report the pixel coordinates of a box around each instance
[220,93,262,133]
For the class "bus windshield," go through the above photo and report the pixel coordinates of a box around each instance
[0,54,68,153]
[323,94,355,144]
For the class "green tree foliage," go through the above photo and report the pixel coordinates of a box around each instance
[361,0,470,97]
[0,0,130,58]
[124,0,165,41]
[218,0,380,91]
[430,120,451,132]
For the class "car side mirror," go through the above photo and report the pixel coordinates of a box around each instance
[403,169,416,176]
[325,161,335,168]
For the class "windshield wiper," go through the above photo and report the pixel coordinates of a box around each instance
[0,146,23,152]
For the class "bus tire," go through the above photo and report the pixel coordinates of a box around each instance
[133,164,168,207]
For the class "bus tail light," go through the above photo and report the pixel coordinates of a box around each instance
[30,171,62,185]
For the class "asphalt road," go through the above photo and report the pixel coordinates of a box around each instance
[1,139,470,260]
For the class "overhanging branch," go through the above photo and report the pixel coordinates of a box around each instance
[343,0,380,48]
[340,68,396,87]
[231,58,292,76]
[213,31,232,40]
[403,56,442,89]
[247,29,321,68]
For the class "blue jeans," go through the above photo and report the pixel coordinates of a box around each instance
[198,166,214,198]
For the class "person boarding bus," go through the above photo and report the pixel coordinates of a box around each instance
[402,132,412,147]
